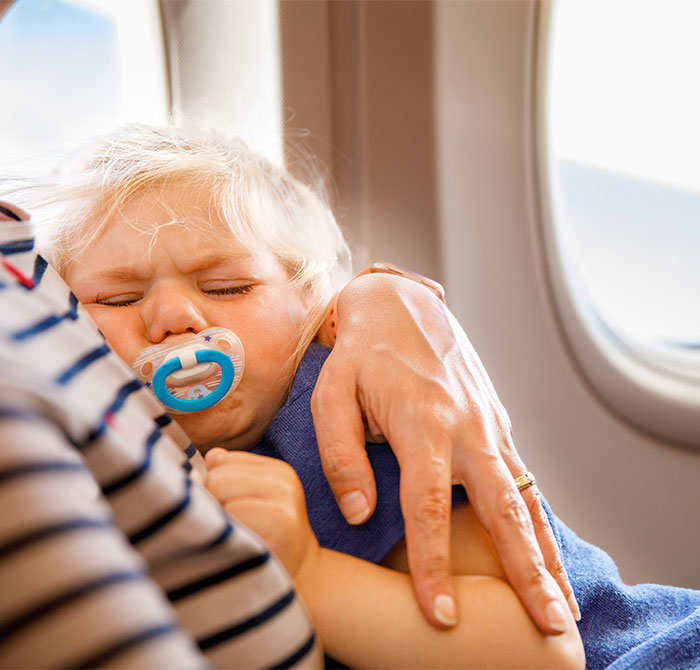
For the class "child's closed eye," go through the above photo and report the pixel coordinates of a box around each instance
[95,294,141,307]
[203,284,255,297]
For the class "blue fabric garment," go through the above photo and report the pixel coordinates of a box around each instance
[255,344,467,563]
[255,344,700,669]
[543,498,700,670]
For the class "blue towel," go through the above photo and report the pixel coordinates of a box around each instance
[255,344,700,669]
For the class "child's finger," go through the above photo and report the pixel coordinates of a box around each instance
[204,447,229,468]
[206,459,301,505]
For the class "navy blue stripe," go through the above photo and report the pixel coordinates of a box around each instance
[129,477,193,544]
[72,623,182,669]
[198,589,296,650]
[167,552,270,602]
[56,343,111,385]
[0,461,85,485]
[0,204,22,221]
[0,237,33,254]
[81,379,144,447]
[182,443,197,473]
[101,427,160,496]
[269,632,317,670]
[202,519,234,550]
[155,413,172,427]
[0,518,111,558]
[108,378,143,414]
[0,405,51,422]
[84,422,107,446]
[0,405,81,449]
[2,381,144,456]
[32,254,48,285]
[0,570,145,643]
[11,293,80,341]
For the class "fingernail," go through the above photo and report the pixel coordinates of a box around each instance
[545,600,569,633]
[339,491,370,524]
[434,594,458,627]
[568,592,582,621]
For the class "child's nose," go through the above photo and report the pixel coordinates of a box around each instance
[144,288,209,343]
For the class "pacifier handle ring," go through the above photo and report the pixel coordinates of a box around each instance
[151,349,235,412]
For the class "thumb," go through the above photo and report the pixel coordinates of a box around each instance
[204,447,229,469]
[311,370,377,525]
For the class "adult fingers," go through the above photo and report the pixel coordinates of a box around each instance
[465,452,572,635]
[311,360,377,525]
[397,437,457,629]
[495,435,580,620]
[521,486,581,621]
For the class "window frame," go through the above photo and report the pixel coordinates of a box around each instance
[534,0,700,450]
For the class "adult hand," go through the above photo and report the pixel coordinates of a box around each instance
[311,273,580,633]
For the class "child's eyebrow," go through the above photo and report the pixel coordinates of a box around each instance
[88,253,252,283]
[88,265,148,282]
[182,251,252,273]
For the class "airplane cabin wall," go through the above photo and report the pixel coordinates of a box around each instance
[165,0,700,589]
[436,0,699,589]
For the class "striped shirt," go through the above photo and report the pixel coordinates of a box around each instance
[0,202,319,668]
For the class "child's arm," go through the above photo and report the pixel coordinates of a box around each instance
[300,549,583,669]
[205,449,584,669]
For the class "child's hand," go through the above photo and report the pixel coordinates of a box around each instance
[204,448,319,583]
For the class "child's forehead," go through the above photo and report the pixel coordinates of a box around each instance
[112,186,224,226]
[70,215,273,284]
[99,186,258,247]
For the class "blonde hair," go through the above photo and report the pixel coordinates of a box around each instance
[5,123,353,367]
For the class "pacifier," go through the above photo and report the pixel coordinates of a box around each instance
[132,327,244,413]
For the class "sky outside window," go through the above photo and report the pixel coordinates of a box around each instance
[549,0,700,348]
[0,0,120,166]
[0,0,168,171]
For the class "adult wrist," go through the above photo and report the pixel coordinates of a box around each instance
[318,263,446,347]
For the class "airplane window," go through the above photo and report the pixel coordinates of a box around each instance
[0,0,168,172]
[539,0,700,447]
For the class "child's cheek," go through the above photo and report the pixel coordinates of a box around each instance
[87,307,140,365]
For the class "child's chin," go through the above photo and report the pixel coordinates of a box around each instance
[174,411,259,454]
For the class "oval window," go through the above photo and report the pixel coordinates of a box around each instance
[538,0,700,448]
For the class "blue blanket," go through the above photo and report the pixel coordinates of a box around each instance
[255,344,700,669]
[545,498,700,669]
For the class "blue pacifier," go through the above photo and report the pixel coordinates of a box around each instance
[132,327,244,413]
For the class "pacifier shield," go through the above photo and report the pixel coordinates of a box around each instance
[132,327,244,413]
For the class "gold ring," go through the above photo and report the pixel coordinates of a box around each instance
[514,471,536,493]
